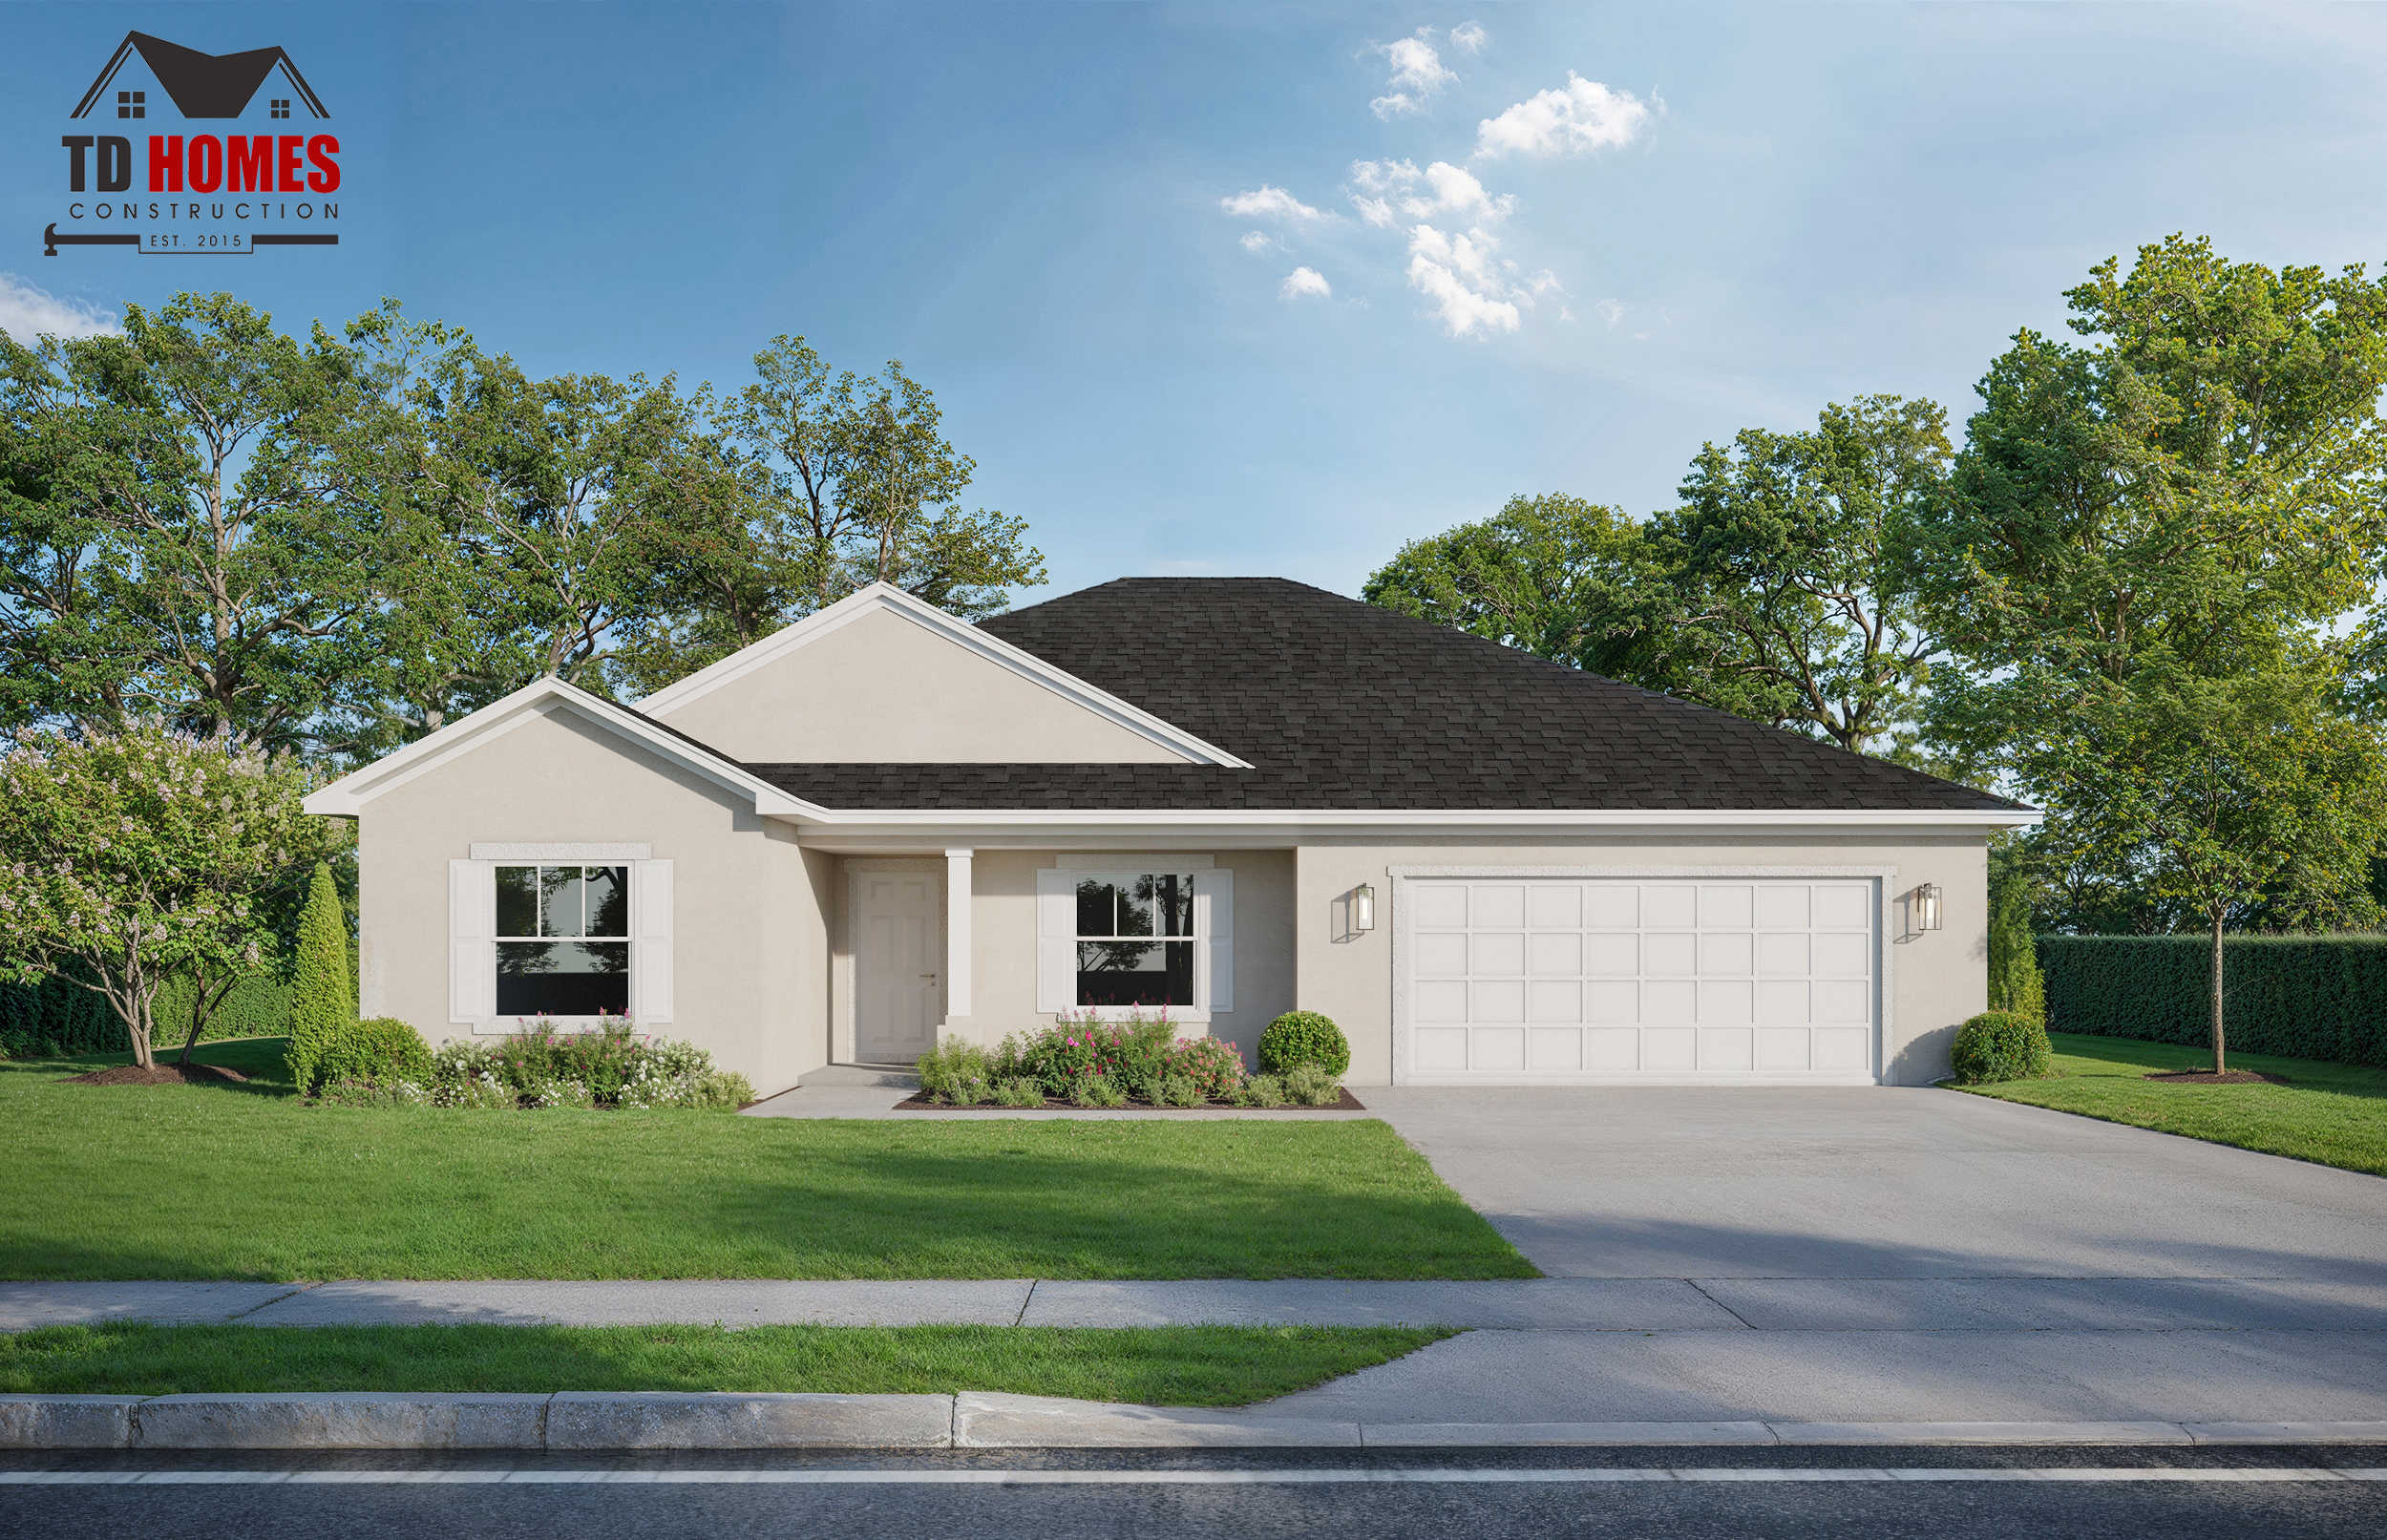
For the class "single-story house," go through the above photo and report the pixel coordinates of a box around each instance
[305,578,2036,1096]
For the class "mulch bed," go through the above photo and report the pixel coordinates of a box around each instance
[62,1062,250,1086]
[2141,1069,2289,1086]
[896,1086,1368,1112]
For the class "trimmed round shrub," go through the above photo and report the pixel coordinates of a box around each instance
[1258,1011,1350,1077]
[310,1017,432,1094]
[1949,1010,2054,1085]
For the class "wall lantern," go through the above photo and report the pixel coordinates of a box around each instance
[1354,883,1377,932]
[1914,882,1943,933]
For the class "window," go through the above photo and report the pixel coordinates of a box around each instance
[495,864,628,1016]
[270,98,291,119]
[1073,872,1195,1007]
[117,90,144,119]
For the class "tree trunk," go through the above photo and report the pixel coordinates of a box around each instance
[2210,910,2227,1076]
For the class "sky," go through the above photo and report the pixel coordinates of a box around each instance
[5,1,2387,606]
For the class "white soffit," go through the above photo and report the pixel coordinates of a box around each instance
[630,582,1252,769]
[301,678,826,819]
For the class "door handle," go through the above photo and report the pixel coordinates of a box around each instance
[919,973,938,981]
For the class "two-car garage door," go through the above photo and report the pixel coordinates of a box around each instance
[1401,878,1879,1084]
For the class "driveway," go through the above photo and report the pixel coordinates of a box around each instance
[1267,1086,2387,1427]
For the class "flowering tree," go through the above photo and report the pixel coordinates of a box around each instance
[0,720,321,1068]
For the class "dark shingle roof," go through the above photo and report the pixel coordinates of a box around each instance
[747,578,2023,813]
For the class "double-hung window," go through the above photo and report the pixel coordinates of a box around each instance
[1074,872,1195,1007]
[494,864,629,1016]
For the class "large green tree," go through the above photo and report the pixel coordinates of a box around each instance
[1917,237,2387,1062]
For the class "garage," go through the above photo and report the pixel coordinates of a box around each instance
[1398,876,1880,1085]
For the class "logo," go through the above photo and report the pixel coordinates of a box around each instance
[45,31,343,258]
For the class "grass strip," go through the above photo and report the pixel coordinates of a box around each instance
[1954,1033,2387,1177]
[0,1322,1454,1406]
[0,1039,1534,1281]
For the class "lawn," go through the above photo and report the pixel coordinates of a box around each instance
[0,1321,1451,1406]
[0,1038,1533,1281]
[1954,1032,2387,1177]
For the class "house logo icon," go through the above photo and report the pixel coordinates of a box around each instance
[71,32,327,121]
[44,29,344,258]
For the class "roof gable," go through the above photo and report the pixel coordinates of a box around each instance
[634,583,1249,766]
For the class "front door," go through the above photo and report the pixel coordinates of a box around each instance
[855,871,942,1064]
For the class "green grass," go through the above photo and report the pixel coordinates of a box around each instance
[1954,1032,2387,1177]
[0,1321,1452,1406]
[0,1038,1533,1281]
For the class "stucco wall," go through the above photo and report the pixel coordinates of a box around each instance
[934,848,1298,1068]
[1294,835,1989,1086]
[648,606,1193,763]
[354,706,834,1097]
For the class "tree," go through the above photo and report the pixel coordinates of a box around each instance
[0,719,321,1068]
[1918,237,2387,1064]
[0,294,389,748]
[285,860,351,1092]
[1362,494,1659,678]
[1644,395,1951,754]
[1986,851,2046,1025]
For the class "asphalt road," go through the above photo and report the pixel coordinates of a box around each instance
[7,1446,2385,1540]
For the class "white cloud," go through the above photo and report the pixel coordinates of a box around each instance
[1348,159,1511,222]
[1476,72,1652,158]
[1405,223,1518,335]
[1220,184,1328,222]
[1594,298,1625,328]
[1371,30,1457,119]
[1281,266,1333,300]
[1239,231,1278,253]
[0,273,118,342]
[1449,21,1487,53]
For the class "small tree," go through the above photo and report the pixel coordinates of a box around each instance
[285,861,353,1091]
[0,720,318,1068]
[1985,873,2046,1027]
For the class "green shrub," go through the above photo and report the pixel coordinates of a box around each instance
[1259,1011,1350,1077]
[309,1018,432,1095]
[1948,1010,2054,1085]
[1172,1036,1247,1101]
[1987,882,2045,1026]
[994,1078,1044,1108]
[1153,1073,1202,1108]
[1282,1062,1343,1106]
[2038,935,2387,1067]
[285,862,353,1092]
[1237,1074,1287,1108]
[1072,1073,1127,1108]
[917,1036,993,1104]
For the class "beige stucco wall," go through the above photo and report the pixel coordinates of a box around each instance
[931,848,1298,1067]
[1294,835,1989,1087]
[649,606,1193,763]
[354,706,834,1098]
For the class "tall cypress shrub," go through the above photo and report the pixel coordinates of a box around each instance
[285,862,353,1091]
[1986,880,2045,1026]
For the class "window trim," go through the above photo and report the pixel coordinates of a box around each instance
[1034,863,1232,1023]
[492,862,633,1023]
[451,854,673,1035]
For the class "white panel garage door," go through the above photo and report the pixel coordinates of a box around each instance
[1400,878,1878,1083]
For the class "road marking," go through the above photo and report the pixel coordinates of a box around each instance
[4,1466,2384,1487]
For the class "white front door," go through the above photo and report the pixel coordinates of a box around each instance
[1401,878,1879,1084]
[855,871,943,1064]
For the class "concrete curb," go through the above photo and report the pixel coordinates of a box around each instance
[5,1396,2386,1450]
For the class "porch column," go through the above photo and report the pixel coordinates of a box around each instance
[944,847,973,1019]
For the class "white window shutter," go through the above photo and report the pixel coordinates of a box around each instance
[1194,868,1235,1014]
[450,858,494,1024]
[1035,868,1076,1014]
[634,859,674,1023]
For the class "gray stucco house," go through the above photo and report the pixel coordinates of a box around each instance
[305,578,2034,1098]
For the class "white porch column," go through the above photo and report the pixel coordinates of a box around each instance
[943,847,974,1020]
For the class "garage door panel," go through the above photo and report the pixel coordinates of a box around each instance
[1528,980,1582,1022]
[1403,876,1877,1083]
[1529,1027,1581,1070]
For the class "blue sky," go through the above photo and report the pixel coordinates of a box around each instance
[6,2,2387,604]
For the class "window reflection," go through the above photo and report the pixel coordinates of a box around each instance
[493,864,632,1015]
[1072,872,1196,1007]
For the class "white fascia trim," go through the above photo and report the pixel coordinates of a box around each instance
[771,807,2041,832]
[301,677,828,820]
[630,582,1252,769]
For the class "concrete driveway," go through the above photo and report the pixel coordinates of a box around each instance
[1268,1086,2387,1427]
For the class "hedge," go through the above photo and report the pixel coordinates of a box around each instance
[2037,934,2387,1067]
[0,968,293,1057]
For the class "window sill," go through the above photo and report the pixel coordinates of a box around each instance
[467,1017,637,1037]
[1063,1009,1215,1026]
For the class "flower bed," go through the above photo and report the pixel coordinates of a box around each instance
[913,1009,1350,1110]
[316,1018,752,1111]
